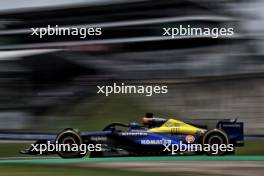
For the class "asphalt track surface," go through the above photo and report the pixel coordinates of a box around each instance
[0,156,263,176]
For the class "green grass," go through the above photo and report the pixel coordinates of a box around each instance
[0,143,57,158]
[236,140,264,155]
[0,143,28,158]
[0,156,264,165]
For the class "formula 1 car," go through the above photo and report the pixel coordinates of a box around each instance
[0,113,244,158]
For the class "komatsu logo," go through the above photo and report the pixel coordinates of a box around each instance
[141,139,171,145]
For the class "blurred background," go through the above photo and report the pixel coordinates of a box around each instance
[0,1,264,176]
[0,0,263,156]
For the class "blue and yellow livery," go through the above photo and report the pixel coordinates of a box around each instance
[0,113,244,158]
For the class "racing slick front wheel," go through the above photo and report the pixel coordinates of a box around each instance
[56,129,86,158]
[203,129,229,156]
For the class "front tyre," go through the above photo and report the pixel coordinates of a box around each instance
[56,129,86,158]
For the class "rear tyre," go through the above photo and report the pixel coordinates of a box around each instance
[56,129,86,158]
[203,131,228,156]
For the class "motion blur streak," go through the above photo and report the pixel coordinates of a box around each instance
[0,0,263,162]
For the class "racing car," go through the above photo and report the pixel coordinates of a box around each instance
[0,113,244,158]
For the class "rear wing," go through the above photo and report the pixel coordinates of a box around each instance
[218,120,244,146]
